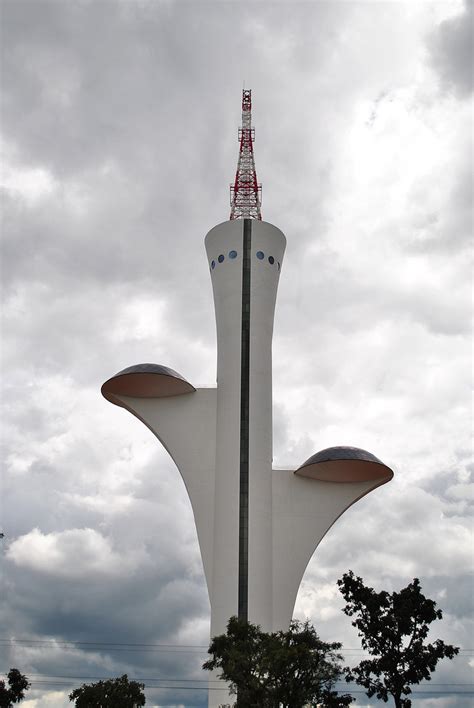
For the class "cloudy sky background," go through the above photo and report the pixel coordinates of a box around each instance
[1,0,472,706]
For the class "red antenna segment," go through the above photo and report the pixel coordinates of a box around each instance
[230,90,262,220]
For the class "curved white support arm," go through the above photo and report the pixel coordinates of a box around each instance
[110,388,217,597]
[271,469,382,630]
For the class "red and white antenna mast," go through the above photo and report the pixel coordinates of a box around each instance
[230,89,262,220]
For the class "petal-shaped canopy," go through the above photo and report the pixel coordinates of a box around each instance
[101,363,195,406]
[295,446,393,484]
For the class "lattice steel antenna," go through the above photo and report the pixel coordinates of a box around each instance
[230,89,262,220]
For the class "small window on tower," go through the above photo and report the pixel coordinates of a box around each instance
[268,256,275,265]
[211,260,216,269]
[229,250,238,259]
[218,254,225,263]
[256,251,264,260]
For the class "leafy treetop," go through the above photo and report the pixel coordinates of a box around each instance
[0,668,30,707]
[203,616,353,708]
[69,674,146,707]
[338,570,459,708]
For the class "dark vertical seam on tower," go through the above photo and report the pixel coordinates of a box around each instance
[238,219,251,621]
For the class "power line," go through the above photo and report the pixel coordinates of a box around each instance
[25,682,474,695]
[26,681,226,691]
[0,641,206,654]
[21,674,474,687]
[1,638,472,652]
[25,675,220,685]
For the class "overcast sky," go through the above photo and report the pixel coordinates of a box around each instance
[1,1,472,706]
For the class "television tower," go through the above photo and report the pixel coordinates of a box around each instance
[101,90,393,707]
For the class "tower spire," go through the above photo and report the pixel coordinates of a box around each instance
[230,89,262,220]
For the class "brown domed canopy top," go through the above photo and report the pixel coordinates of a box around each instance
[295,446,393,484]
[101,363,195,407]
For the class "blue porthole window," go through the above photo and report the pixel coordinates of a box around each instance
[218,254,225,263]
[229,250,238,259]
[268,256,275,265]
[256,251,264,260]
[211,260,216,269]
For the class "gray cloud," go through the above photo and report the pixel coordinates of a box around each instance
[1,1,471,706]
[428,0,473,98]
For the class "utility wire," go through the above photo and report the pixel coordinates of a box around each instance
[21,674,474,687]
[25,682,474,695]
[1,638,472,652]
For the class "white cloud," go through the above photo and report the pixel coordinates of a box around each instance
[7,527,150,579]
[1,163,57,205]
[446,483,474,502]
[23,691,70,708]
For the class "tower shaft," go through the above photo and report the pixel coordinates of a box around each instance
[206,218,286,636]
[230,89,262,220]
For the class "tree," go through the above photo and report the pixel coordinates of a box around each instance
[203,616,353,708]
[338,571,459,708]
[69,674,146,707]
[0,668,30,706]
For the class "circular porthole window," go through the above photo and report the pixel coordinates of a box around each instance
[229,250,238,259]
[268,256,275,265]
[211,260,216,269]
[256,251,264,260]
[218,254,225,263]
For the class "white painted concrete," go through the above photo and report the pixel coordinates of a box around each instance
[205,220,245,640]
[271,470,385,630]
[102,219,392,708]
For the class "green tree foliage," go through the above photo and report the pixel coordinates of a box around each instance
[203,616,353,708]
[0,668,30,706]
[69,674,146,707]
[338,570,459,708]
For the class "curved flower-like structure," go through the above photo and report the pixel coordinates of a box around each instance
[101,218,394,708]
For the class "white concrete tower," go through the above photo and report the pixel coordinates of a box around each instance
[101,90,393,707]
